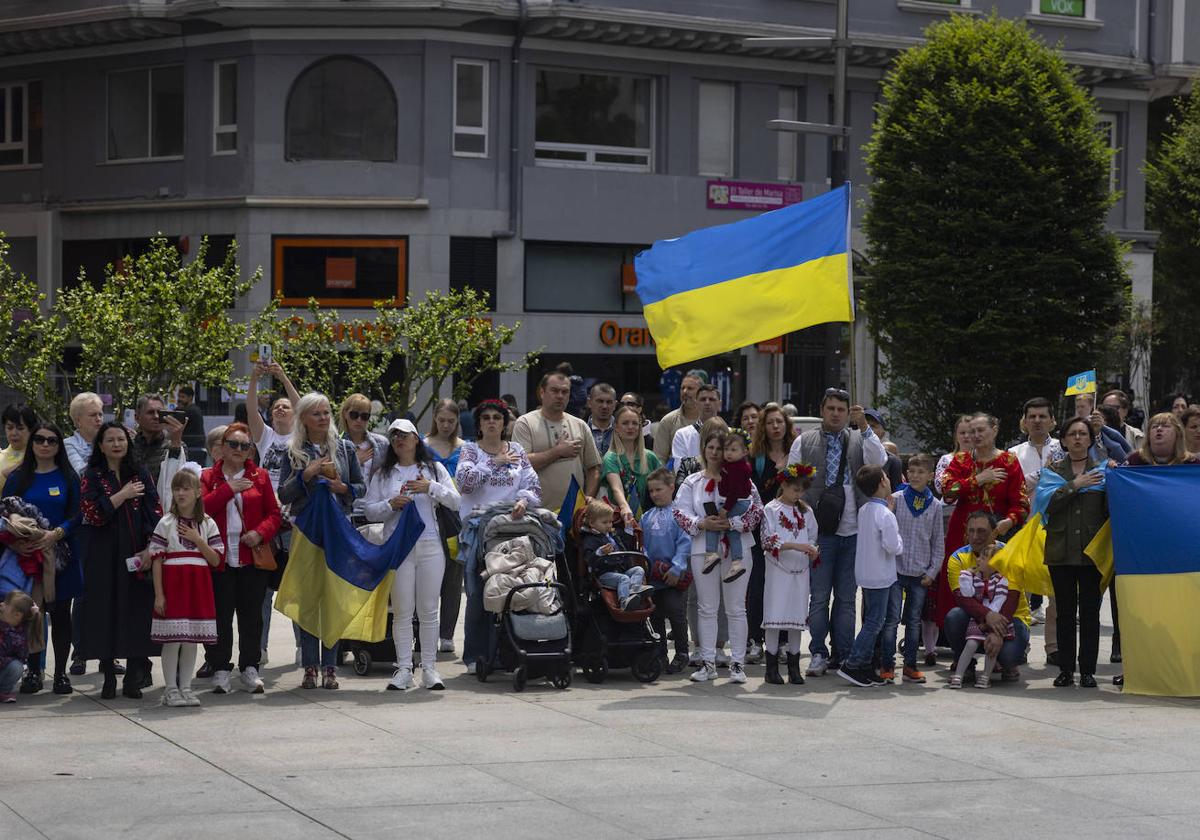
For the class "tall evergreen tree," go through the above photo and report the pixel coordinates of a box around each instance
[862,14,1126,447]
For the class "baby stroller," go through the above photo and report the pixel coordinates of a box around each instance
[342,618,398,676]
[475,512,573,692]
[567,508,663,684]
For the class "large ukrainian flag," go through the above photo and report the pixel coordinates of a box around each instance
[635,185,853,368]
[275,482,424,648]
[1107,465,1200,697]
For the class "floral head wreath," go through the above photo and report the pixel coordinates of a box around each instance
[775,462,817,486]
[476,399,510,414]
[727,427,752,448]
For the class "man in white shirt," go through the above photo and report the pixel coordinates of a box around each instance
[670,385,722,465]
[512,372,602,509]
[1007,396,1062,631]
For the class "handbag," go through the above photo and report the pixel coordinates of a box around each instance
[814,432,848,536]
[232,487,277,571]
[436,502,463,564]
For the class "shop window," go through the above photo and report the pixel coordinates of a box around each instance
[272,236,406,307]
[285,57,397,161]
[698,81,735,177]
[450,237,498,307]
[453,60,488,157]
[213,61,238,154]
[0,80,42,167]
[107,66,184,161]
[535,69,653,172]
[525,242,645,313]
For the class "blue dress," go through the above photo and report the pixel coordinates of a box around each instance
[2,468,84,600]
[427,440,462,480]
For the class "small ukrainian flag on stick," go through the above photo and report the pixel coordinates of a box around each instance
[1064,369,1097,397]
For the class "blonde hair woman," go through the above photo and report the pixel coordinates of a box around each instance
[601,404,661,524]
[339,393,388,478]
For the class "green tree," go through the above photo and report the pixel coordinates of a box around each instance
[0,237,69,425]
[58,235,267,415]
[1145,86,1200,400]
[861,14,1126,446]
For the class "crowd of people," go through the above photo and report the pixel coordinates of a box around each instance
[1,364,1196,704]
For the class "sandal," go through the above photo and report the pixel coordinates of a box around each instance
[322,667,339,690]
[301,666,318,689]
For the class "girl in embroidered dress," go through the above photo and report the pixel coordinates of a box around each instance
[150,470,223,707]
[759,463,820,686]
[949,543,1012,691]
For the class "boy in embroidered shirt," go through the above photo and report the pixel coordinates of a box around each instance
[579,499,653,611]
[640,468,691,672]
[884,453,945,684]
[837,464,903,688]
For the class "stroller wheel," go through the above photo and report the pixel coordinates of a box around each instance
[582,657,608,684]
[550,671,572,689]
[353,651,372,676]
[632,650,663,683]
[512,666,527,693]
[475,657,489,683]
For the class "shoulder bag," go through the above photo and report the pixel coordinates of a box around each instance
[232,486,277,571]
[813,432,848,536]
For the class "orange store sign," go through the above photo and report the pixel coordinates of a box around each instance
[599,320,655,348]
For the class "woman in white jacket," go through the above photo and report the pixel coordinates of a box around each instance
[673,426,763,684]
[362,419,460,692]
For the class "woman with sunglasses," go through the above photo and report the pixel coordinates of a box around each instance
[200,422,282,695]
[363,419,460,691]
[339,394,388,479]
[3,421,82,695]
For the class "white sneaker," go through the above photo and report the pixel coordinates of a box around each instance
[746,641,763,664]
[164,688,187,707]
[212,670,232,694]
[180,688,201,707]
[260,648,270,665]
[421,667,445,690]
[1030,606,1046,626]
[387,668,414,691]
[438,638,456,653]
[240,666,265,694]
[806,653,829,677]
[464,661,477,675]
[715,650,732,668]
[728,662,747,684]
[294,647,302,667]
[690,661,717,682]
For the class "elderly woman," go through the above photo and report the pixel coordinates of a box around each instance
[1125,413,1200,466]
[1043,417,1108,689]
[363,419,460,692]
[455,399,541,673]
[673,426,763,684]
[278,392,365,690]
[339,393,388,480]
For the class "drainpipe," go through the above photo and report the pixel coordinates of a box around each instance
[495,0,528,239]
[1147,0,1156,73]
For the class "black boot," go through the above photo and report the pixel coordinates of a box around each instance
[764,651,785,685]
[100,660,117,700]
[122,663,143,699]
[786,653,805,685]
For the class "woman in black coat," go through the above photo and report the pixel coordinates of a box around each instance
[78,422,160,699]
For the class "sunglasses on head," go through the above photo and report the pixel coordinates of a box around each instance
[824,388,850,400]
[224,440,253,451]
[346,410,370,421]
[31,434,59,446]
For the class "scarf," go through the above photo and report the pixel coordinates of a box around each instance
[901,484,934,518]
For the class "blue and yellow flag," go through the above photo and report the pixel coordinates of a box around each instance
[1108,465,1200,697]
[275,482,424,647]
[635,185,853,368]
[557,474,585,540]
[1064,369,1097,396]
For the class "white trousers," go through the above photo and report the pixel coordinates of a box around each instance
[690,552,751,665]
[391,540,446,671]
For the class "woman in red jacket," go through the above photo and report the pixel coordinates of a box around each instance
[200,422,282,695]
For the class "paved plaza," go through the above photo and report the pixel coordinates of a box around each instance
[3,599,1197,840]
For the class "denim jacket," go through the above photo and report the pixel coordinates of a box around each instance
[278,438,365,519]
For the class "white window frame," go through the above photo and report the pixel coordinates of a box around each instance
[1097,112,1119,195]
[212,60,238,156]
[533,70,655,174]
[697,80,736,178]
[453,59,489,158]
[1031,0,1094,19]
[777,86,799,182]
[0,80,34,168]
[105,64,185,164]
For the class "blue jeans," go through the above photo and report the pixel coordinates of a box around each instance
[944,608,1031,670]
[298,628,339,669]
[0,659,22,693]
[599,566,646,601]
[462,564,495,668]
[845,585,893,670]
[884,574,927,670]
[705,499,750,561]
[808,533,858,661]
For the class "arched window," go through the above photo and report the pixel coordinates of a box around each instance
[285,57,397,161]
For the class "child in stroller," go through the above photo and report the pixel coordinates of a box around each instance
[578,500,655,612]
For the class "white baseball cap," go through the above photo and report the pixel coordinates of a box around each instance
[387,418,419,436]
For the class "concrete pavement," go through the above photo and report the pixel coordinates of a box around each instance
[3,597,1197,840]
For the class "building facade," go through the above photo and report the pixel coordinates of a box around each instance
[0,0,1195,415]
